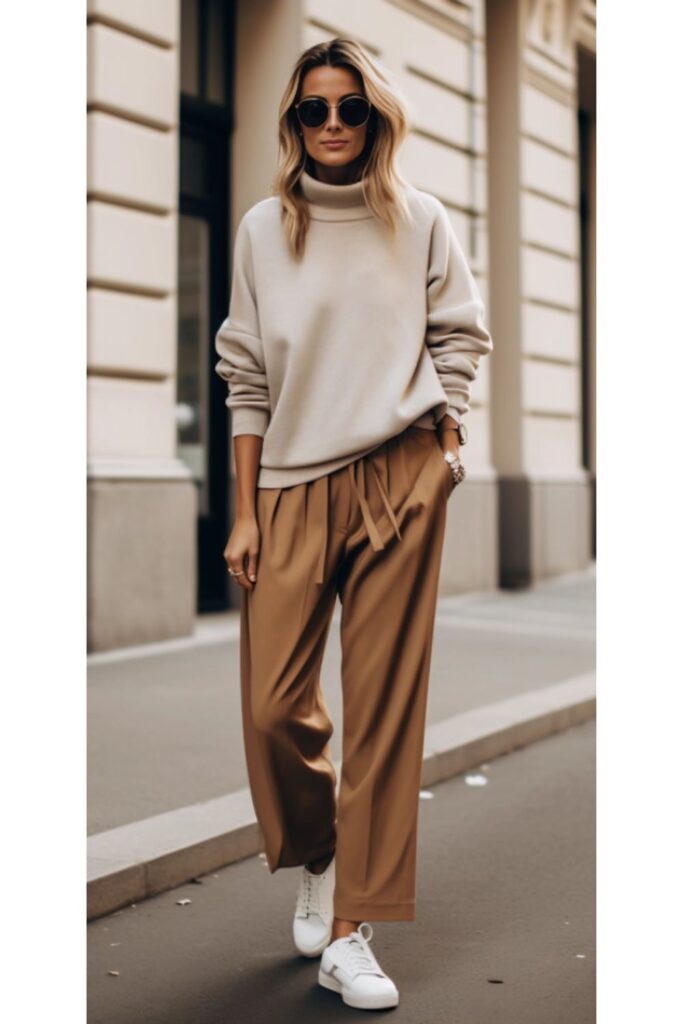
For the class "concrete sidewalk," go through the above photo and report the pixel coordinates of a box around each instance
[87,566,595,919]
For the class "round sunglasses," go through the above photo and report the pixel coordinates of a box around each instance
[294,94,372,129]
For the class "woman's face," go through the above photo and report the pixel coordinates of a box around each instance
[296,65,370,177]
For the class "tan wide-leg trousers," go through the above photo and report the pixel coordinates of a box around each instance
[239,423,456,921]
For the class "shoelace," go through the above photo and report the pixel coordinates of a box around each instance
[338,923,386,979]
[295,867,323,916]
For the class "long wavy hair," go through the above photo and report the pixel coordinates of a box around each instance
[272,37,415,258]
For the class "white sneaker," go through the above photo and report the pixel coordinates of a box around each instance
[292,853,336,957]
[318,922,399,1010]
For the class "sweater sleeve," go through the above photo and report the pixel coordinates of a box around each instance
[214,215,271,437]
[425,200,493,426]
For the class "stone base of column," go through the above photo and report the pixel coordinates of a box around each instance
[498,474,593,589]
[88,477,197,652]
[439,474,498,595]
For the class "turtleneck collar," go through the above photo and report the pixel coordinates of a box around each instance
[299,169,373,221]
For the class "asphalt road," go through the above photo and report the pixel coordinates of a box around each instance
[88,718,595,1024]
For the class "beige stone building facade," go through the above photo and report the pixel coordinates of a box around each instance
[86,0,596,652]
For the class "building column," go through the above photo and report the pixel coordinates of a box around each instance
[87,0,196,651]
[485,0,593,588]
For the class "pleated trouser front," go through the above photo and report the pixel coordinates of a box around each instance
[239,423,456,922]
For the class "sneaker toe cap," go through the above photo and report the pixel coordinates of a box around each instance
[293,915,330,953]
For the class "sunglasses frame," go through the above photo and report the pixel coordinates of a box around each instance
[294,94,372,130]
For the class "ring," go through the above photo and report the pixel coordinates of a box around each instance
[452,461,466,486]
[228,568,245,577]
[444,455,466,488]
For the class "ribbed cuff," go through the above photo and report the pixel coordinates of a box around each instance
[229,406,270,437]
[436,406,462,428]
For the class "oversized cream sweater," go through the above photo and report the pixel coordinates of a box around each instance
[215,169,493,488]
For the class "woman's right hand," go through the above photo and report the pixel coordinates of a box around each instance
[224,513,260,591]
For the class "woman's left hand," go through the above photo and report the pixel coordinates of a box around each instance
[438,426,460,460]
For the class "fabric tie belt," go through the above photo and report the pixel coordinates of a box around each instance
[312,455,403,585]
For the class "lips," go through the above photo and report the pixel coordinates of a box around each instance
[321,141,348,147]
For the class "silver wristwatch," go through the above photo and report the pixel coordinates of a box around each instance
[450,420,468,446]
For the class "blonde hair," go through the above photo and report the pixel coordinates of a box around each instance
[272,37,415,258]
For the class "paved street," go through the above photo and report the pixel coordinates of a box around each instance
[88,717,595,1024]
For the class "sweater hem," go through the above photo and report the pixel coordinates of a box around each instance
[256,417,438,489]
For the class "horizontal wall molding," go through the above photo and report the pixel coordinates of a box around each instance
[87,280,171,300]
[525,352,578,368]
[386,0,473,41]
[86,192,174,217]
[87,457,193,481]
[525,409,579,421]
[305,17,379,56]
[87,0,178,48]
[522,239,578,262]
[522,295,579,315]
[86,102,174,134]
[86,15,174,50]
[521,130,576,160]
[522,62,576,107]
[522,185,577,212]
[88,366,171,383]
[412,126,479,159]
[406,62,479,104]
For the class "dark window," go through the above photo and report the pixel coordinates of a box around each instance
[177,0,236,611]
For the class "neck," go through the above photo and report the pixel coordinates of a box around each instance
[299,169,373,222]
[310,154,365,185]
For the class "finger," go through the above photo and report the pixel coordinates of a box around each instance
[236,572,251,591]
[247,546,259,584]
[237,553,254,591]
[227,559,248,590]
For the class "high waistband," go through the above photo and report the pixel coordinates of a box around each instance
[311,449,403,585]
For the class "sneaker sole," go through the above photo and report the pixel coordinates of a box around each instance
[318,969,399,1009]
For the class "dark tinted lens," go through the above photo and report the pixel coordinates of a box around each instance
[297,99,328,127]
[339,97,370,127]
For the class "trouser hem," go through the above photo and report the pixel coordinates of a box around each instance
[267,840,337,873]
[333,897,416,922]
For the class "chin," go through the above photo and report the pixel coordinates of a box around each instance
[316,148,362,167]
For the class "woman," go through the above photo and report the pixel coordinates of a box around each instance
[215,37,493,1011]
